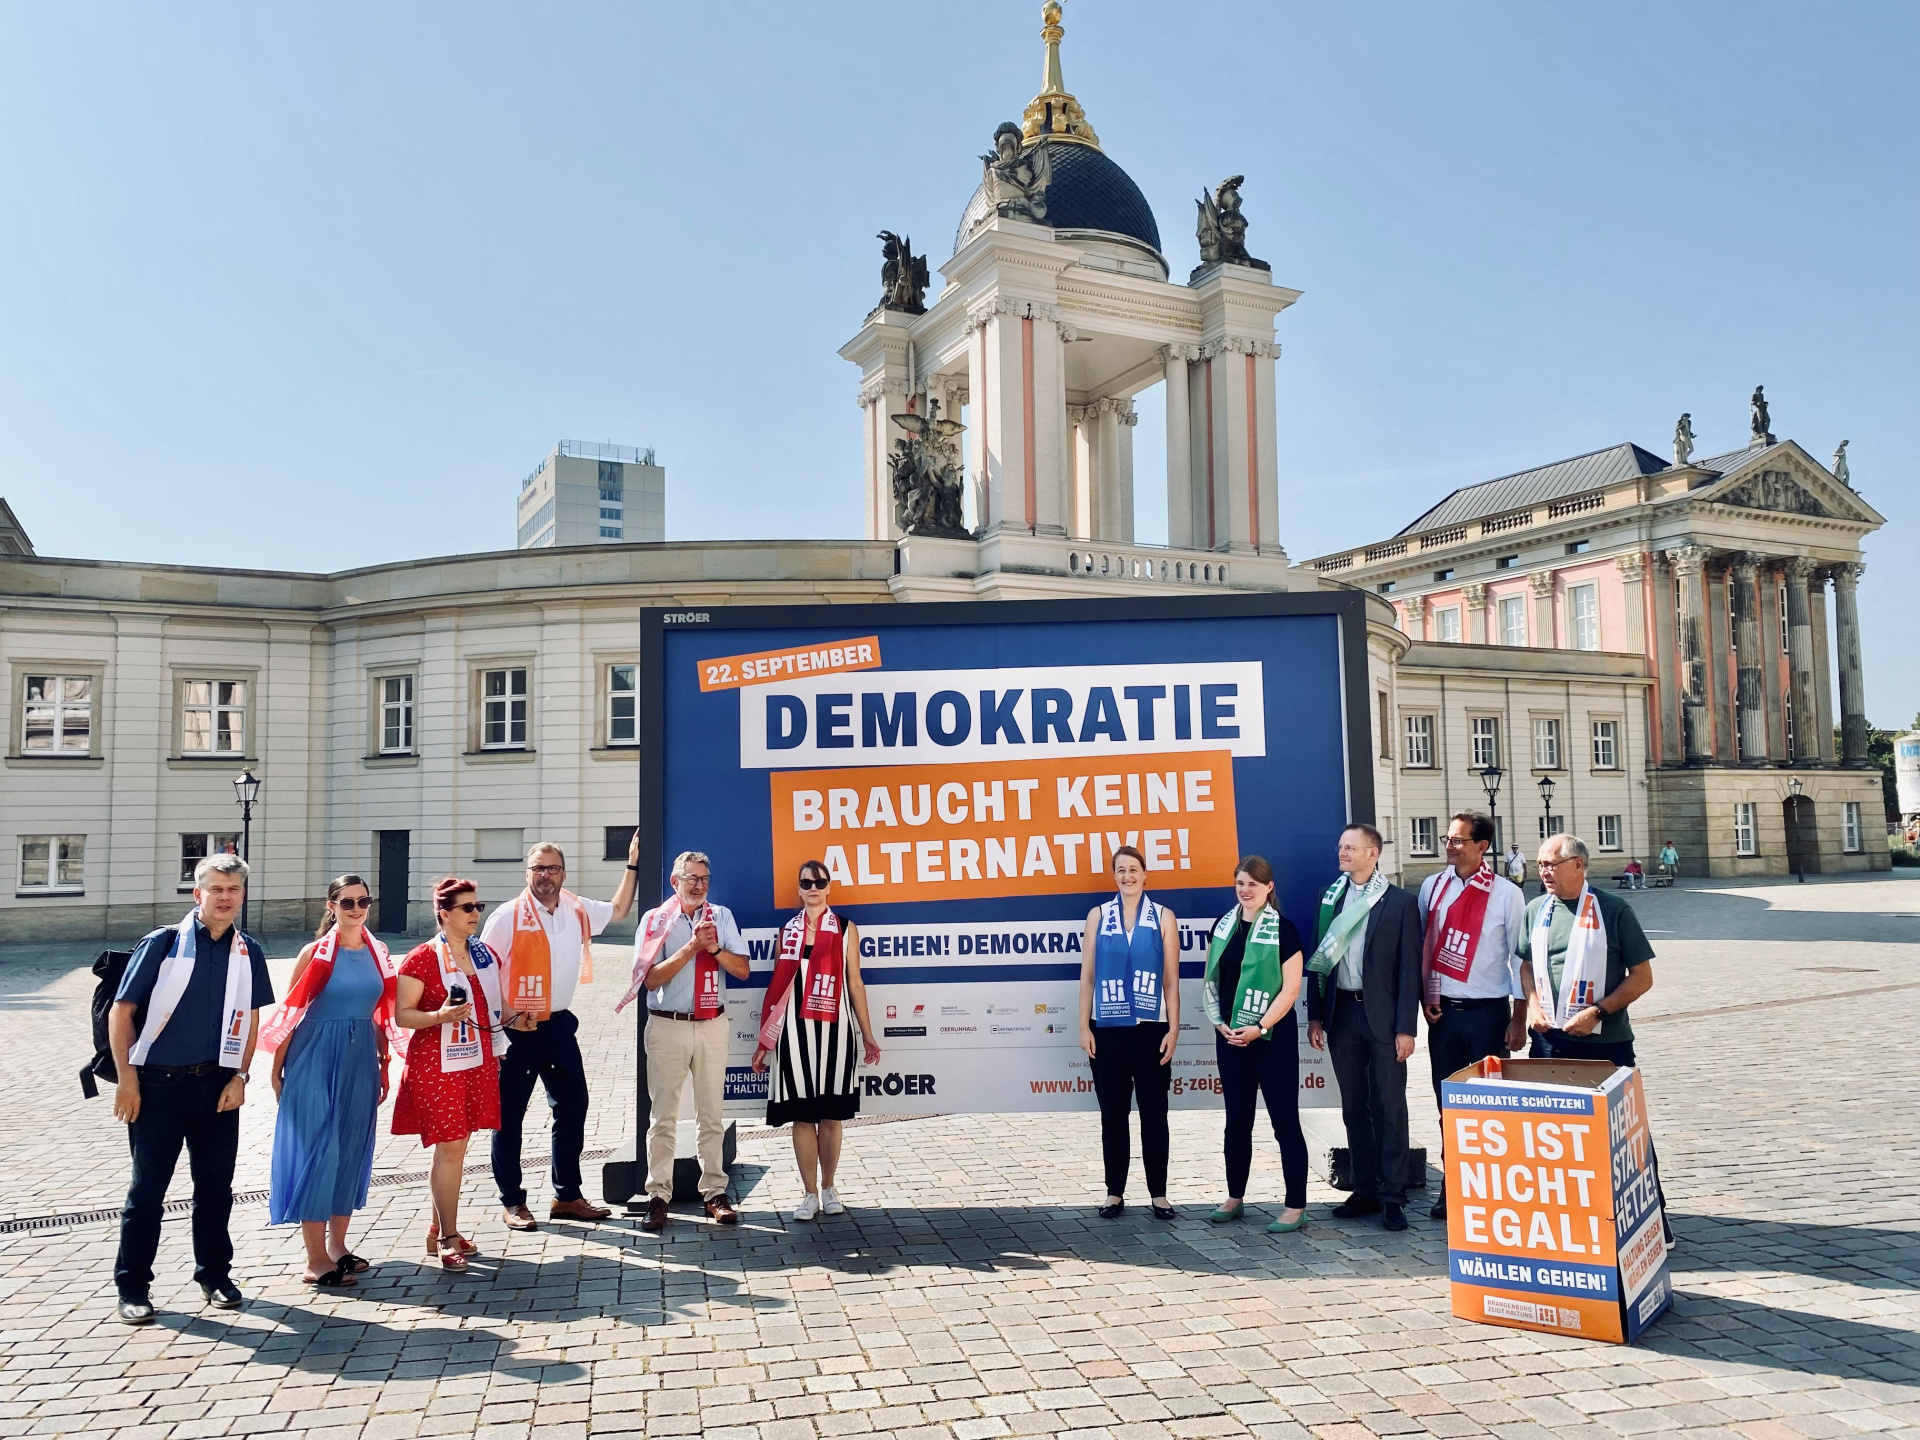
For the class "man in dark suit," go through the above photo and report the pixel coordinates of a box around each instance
[1307,823,1422,1231]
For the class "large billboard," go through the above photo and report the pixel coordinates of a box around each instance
[637,594,1375,1116]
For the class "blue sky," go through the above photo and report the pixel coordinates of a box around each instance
[2,2,1914,724]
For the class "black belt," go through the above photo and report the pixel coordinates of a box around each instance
[138,1061,227,1078]
[1439,996,1510,1011]
[1338,988,1365,1000]
[648,1011,717,1022]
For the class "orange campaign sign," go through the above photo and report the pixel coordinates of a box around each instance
[698,636,883,692]
[767,751,1239,907]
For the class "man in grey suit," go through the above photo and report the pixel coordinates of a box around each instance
[1306,823,1423,1231]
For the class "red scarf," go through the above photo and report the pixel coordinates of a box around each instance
[1422,863,1497,1007]
[617,897,723,1018]
[757,907,845,1051]
[258,926,404,1055]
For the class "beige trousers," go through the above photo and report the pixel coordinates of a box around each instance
[643,1014,729,1201]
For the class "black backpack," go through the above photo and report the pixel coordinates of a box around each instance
[80,949,134,1098]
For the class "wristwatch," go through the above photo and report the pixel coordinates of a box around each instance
[1259,1023,1271,1037]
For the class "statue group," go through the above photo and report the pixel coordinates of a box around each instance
[875,231,928,315]
[888,400,969,539]
[982,121,1051,224]
[1195,175,1269,273]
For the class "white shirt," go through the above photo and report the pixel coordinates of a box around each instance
[479,892,615,1016]
[645,902,745,1014]
[1417,869,1526,1000]
[1333,881,1373,991]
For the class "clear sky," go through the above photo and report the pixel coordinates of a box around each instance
[3,2,1914,724]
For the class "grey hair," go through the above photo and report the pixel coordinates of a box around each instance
[525,842,565,866]
[193,852,250,884]
[672,850,711,880]
[1541,833,1590,864]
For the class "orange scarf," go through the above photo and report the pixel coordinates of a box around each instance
[505,889,594,1021]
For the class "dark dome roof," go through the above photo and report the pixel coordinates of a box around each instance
[956,139,1162,257]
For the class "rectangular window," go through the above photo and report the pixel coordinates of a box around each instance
[1533,718,1561,769]
[599,525,622,539]
[1596,815,1621,851]
[22,675,93,753]
[1843,801,1862,853]
[19,835,85,892]
[1495,555,1519,570]
[380,675,414,754]
[1377,581,1396,595]
[604,825,637,862]
[179,832,240,885]
[1435,607,1461,643]
[474,827,526,862]
[1779,584,1789,653]
[1565,540,1590,555]
[1784,691,1797,759]
[1377,690,1391,759]
[599,506,623,520]
[1410,817,1438,856]
[482,668,528,749]
[1592,719,1619,770]
[1499,596,1527,647]
[182,680,247,754]
[1471,717,1500,769]
[609,663,637,745]
[1734,802,1757,856]
[1404,714,1434,768]
[1433,568,1454,583]
[1569,583,1599,651]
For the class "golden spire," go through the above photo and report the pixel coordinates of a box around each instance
[1021,1,1100,149]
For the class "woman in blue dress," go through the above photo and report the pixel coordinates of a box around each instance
[262,875,401,1286]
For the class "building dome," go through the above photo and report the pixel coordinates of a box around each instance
[955,138,1163,262]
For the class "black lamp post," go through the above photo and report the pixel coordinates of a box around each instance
[1480,764,1504,858]
[1537,774,1557,842]
[233,769,261,934]
[1787,775,1805,884]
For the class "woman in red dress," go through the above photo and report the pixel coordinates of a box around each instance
[393,876,502,1270]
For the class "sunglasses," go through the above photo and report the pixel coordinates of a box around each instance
[796,877,829,891]
[336,897,371,911]
[445,901,486,914]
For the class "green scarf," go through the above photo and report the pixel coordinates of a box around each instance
[1307,871,1388,997]
[1203,907,1286,1031]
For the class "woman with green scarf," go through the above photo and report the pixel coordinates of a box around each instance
[1203,856,1309,1232]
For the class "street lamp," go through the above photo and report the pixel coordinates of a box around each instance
[233,769,261,933]
[1787,775,1805,884]
[1537,774,1557,840]
[1480,764,1504,860]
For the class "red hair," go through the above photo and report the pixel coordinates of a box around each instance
[433,875,478,913]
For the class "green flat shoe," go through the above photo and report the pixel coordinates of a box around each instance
[1266,1213,1309,1234]
[1208,1203,1246,1224]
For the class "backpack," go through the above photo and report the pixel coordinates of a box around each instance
[80,949,134,1098]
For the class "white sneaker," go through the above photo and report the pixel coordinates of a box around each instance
[792,1192,820,1222]
[820,1187,845,1216]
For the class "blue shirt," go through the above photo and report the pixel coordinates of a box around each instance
[645,903,746,1013]
[116,922,276,1068]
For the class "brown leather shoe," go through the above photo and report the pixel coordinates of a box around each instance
[639,1197,669,1232]
[502,1204,538,1232]
[704,1194,739,1226]
[550,1197,613,1222]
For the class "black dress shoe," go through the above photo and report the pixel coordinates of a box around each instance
[199,1280,243,1309]
[1097,1200,1125,1219]
[1151,1202,1177,1221]
[116,1298,155,1326]
[1330,1194,1382,1219]
[1429,1197,1447,1220]
[1381,1204,1408,1232]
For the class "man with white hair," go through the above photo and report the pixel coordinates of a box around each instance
[479,834,639,1230]
[107,853,275,1324]
[620,850,749,1232]
[1519,832,1672,1245]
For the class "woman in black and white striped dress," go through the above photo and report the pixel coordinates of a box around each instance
[751,860,881,1221]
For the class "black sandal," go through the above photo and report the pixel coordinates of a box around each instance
[1098,1200,1125,1219]
[336,1252,371,1274]
[307,1264,357,1288]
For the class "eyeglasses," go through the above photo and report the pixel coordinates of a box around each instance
[445,901,486,914]
[336,897,371,910]
[678,875,710,887]
[796,877,828,891]
[528,864,565,875]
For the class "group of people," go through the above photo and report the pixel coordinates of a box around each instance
[104,816,1668,1325]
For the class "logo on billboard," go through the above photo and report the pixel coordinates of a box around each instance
[882,1026,926,1037]
[724,1067,769,1100]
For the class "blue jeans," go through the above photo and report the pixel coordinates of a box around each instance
[115,1069,240,1300]
[1529,1031,1670,1223]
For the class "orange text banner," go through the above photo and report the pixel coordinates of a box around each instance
[698,636,883,692]
[769,751,1238,907]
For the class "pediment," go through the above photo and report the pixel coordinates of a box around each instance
[1691,444,1882,526]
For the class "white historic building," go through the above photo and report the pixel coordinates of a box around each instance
[0,5,1887,941]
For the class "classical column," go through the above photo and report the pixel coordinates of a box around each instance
[1528,569,1557,649]
[1094,399,1133,542]
[1731,554,1767,764]
[1833,562,1870,766]
[1066,403,1096,539]
[1462,583,1488,645]
[1670,545,1711,764]
[1402,596,1428,642]
[1161,345,1197,549]
[1811,570,1836,762]
[1616,552,1648,655]
[1648,552,1681,765]
[1784,557,1818,765]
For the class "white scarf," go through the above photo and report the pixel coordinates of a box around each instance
[1531,885,1607,1029]
[128,908,253,1068]
[432,936,485,1073]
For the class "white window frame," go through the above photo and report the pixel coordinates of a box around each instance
[1498,595,1527,647]
[182,679,248,755]
[1779,583,1789,653]
[21,674,94,755]
[1533,717,1562,770]
[481,667,529,750]
[1569,583,1600,651]
[1592,719,1619,770]
[1434,606,1462,644]
[1404,713,1435,768]
[1734,802,1757,857]
[180,832,242,887]
[1410,817,1438,856]
[608,663,637,747]
[380,674,415,755]
[1471,716,1500,769]
[1596,815,1621,851]
[18,835,85,894]
[1843,801,1862,854]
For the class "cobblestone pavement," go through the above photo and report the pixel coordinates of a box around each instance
[0,872,1915,1440]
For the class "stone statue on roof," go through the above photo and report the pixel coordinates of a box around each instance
[887,400,970,539]
[1832,439,1851,488]
[1195,175,1269,273]
[875,231,928,316]
[1750,385,1775,445]
[1673,413,1695,466]
[982,121,1051,224]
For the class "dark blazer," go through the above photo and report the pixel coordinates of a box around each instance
[1306,883,1422,1044]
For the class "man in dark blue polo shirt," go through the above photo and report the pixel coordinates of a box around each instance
[109,853,273,1325]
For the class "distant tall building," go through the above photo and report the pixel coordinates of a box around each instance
[516,441,665,549]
